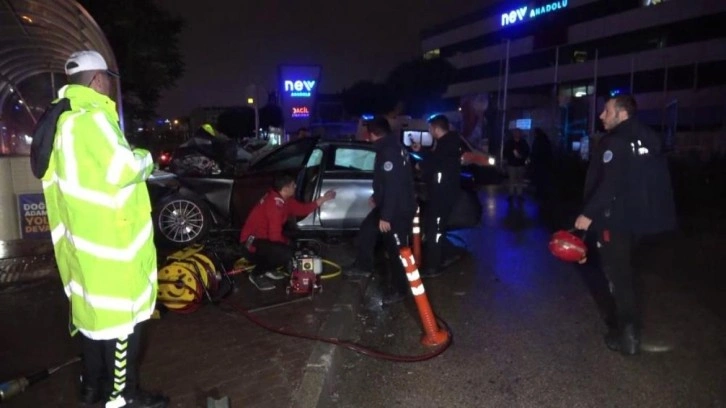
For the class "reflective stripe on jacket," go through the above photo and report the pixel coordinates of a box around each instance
[42,84,156,340]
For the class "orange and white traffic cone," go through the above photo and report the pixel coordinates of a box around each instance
[395,236,449,347]
[412,206,422,266]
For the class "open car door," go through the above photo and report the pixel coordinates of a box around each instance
[230,137,319,228]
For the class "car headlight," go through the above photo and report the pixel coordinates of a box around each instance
[488,157,496,166]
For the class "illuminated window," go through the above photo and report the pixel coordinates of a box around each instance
[423,49,440,60]
[573,50,588,63]
[402,131,433,148]
[511,119,532,130]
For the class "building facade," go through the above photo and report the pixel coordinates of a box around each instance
[421,0,726,158]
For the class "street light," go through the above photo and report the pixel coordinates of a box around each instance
[246,84,259,139]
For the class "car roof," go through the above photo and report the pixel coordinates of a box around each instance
[316,137,373,148]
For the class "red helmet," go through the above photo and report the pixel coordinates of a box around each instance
[549,230,587,262]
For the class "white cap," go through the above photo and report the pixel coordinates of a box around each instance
[65,50,119,77]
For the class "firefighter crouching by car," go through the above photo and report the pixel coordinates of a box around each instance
[344,116,417,306]
[41,51,168,408]
[411,114,464,278]
[240,174,336,291]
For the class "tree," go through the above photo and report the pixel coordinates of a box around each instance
[216,107,255,140]
[259,92,284,129]
[341,81,396,117]
[78,0,185,123]
[386,57,456,117]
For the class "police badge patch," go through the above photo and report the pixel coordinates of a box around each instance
[603,150,613,163]
[383,161,393,171]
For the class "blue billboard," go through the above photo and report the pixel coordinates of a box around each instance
[279,65,322,134]
[17,193,51,240]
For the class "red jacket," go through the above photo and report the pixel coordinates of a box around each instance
[240,189,318,249]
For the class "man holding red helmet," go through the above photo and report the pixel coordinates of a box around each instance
[575,94,676,356]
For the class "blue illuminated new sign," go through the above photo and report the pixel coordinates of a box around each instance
[284,80,316,97]
[501,0,568,27]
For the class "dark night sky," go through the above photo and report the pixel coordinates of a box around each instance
[155,0,492,118]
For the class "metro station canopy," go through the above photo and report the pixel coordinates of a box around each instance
[0,0,115,118]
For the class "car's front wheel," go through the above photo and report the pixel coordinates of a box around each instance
[153,194,212,247]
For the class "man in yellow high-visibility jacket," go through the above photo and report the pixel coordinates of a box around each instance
[42,50,168,408]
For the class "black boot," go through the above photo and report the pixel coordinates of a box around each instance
[604,324,640,356]
[122,389,169,408]
[79,384,104,406]
[604,328,620,352]
[619,323,640,356]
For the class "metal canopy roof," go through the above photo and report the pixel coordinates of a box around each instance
[0,0,116,123]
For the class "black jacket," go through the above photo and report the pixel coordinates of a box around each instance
[583,118,676,234]
[530,134,553,169]
[420,131,462,206]
[373,134,417,224]
[503,138,530,167]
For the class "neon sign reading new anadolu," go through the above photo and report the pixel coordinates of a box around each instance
[284,80,316,97]
[501,0,568,27]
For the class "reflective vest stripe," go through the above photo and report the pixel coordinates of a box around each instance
[60,112,84,184]
[79,305,154,341]
[73,221,152,261]
[59,177,135,208]
[53,221,153,262]
[65,276,155,312]
[51,223,65,244]
[95,112,153,186]
[45,173,136,209]
[55,112,141,207]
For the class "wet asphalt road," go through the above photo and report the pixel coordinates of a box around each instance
[318,188,726,408]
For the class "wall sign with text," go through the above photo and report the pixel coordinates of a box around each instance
[284,80,317,98]
[17,193,51,240]
[279,65,322,132]
[291,107,311,118]
[501,0,569,26]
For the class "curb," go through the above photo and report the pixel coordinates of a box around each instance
[0,240,57,286]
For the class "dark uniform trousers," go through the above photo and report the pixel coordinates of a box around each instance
[81,323,143,401]
[422,197,456,270]
[356,207,413,294]
[598,230,639,328]
[250,239,295,277]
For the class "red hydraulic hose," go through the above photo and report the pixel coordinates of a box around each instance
[218,301,453,363]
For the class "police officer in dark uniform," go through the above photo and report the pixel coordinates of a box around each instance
[346,116,417,305]
[575,94,676,356]
[412,114,462,277]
